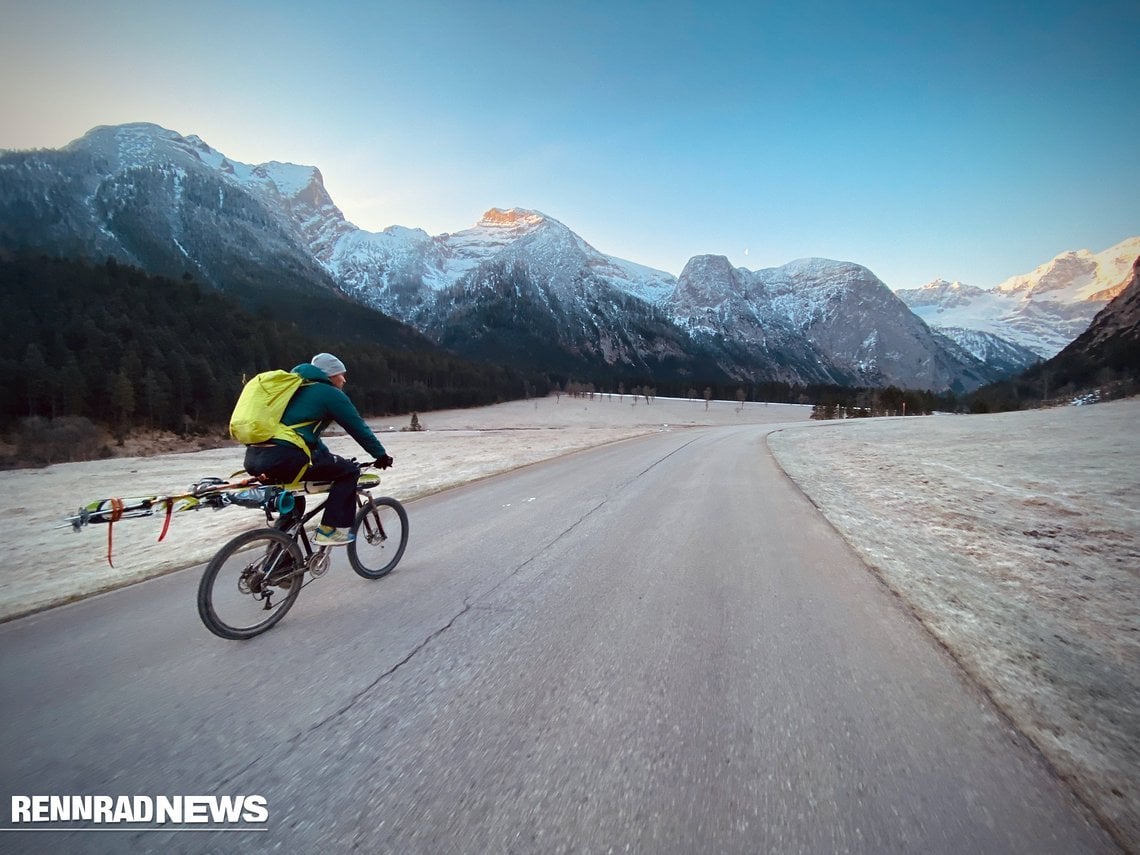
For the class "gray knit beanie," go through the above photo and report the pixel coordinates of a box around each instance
[311,353,347,378]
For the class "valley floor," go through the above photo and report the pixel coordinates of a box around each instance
[1,394,1136,848]
[768,399,1139,849]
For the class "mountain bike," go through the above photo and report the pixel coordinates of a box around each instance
[196,466,408,640]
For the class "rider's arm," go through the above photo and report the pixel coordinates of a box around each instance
[324,388,388,460]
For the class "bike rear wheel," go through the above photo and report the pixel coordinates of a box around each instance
[348,497,409,579]
[198,529,304,639]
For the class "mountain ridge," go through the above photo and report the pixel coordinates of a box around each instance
[4,122,1121,392]
[897,237,1140,359]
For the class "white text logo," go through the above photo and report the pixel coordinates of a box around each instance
[9,795,268,826]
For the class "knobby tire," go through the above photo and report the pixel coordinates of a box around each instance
[198,528,304,640]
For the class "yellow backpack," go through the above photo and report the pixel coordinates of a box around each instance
[228,370,314,460]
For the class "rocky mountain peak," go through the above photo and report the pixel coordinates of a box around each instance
[903,279,989,309]
[996,250,1097,297]
[1036,254,1140,390]
[1082,255,1140,347]
[478,207,551,231]
[680,254,737,279]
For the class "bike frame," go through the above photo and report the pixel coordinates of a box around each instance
[272,488,381,561]
[197,469,406,639]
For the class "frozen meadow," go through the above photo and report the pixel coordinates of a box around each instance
[768,399,1139,848]
[0,394,1136,847]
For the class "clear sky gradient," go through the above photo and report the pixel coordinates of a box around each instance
[2,0,1137,289]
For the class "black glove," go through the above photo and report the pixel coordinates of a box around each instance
[375,455,394,469]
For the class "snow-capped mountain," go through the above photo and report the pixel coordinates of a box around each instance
[0,124,340,297]
[333,212,995,389]
[420,211,706,374]
[0,122,1063,391]
[896,238,1140,359]
[666,254,834,385]
[331,208,676,312]
[668,256,994,390]
[927,328,1042,378]
[1022,255,1140,395]
[1055,255,1140,366]
[321,206,706,376]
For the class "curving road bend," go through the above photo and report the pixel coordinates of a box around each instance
[0,425,1118,853]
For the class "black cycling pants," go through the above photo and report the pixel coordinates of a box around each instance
[243,444,360,529]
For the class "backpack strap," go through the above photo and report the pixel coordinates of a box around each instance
[288,459,310,485]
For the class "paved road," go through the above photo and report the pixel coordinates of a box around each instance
[0,426,1117,853]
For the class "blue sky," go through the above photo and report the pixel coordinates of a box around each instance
[2,0,1137,289]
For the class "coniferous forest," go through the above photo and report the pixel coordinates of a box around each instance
[0,254,549,442]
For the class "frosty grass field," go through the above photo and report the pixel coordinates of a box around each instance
[1,394,1136,845]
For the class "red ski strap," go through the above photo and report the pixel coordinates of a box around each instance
[107,498,125,566]
[158,498,174,543]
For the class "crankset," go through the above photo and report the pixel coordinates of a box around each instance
[307,547,331,579]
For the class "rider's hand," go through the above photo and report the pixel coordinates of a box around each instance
[375,455,394,469]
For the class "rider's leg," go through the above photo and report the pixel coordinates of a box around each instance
[304,450,361,529]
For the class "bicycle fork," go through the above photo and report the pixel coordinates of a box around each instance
[356,500,388,546]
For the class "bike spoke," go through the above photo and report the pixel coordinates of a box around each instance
[198,529,303,639]
[348,497,409,579]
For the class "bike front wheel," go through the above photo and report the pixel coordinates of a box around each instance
[348,497,409,579]
[198,529,304,639]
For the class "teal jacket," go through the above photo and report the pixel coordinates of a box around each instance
[280,363,388,459]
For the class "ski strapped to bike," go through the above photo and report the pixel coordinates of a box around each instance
[64,477,296,566]
[64,471,384,566]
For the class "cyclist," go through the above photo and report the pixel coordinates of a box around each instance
[243,353,393,546]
